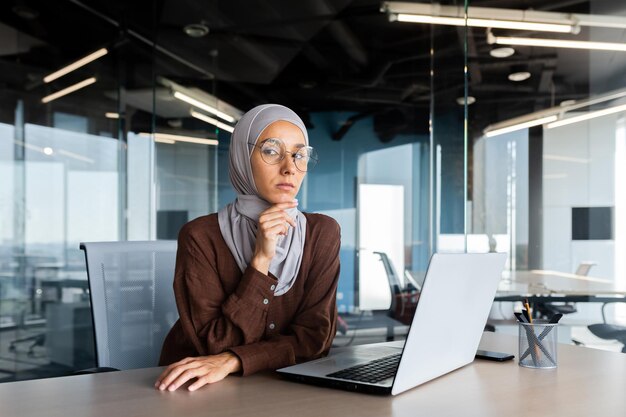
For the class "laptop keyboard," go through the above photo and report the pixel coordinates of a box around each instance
[326,353,401,384]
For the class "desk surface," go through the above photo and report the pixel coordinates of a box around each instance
[1,332,624,417]
[498,269,626,296]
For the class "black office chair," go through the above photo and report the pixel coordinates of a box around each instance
[587,302,626,353]
[373,252,497,333]
[374,252,419,325]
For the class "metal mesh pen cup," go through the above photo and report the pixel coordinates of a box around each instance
[518,321,558,369]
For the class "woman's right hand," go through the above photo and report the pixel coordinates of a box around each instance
[250,201,297,275]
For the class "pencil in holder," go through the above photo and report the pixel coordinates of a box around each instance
[518,321,558,369]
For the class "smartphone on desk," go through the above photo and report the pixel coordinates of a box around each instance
[475,350,515,362]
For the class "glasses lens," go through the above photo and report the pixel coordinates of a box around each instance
[295,146,317,171]
[259,139,284,165]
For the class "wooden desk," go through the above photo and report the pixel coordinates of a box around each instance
[1,333,624,417]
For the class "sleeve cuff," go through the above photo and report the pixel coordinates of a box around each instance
[229,341,294,376]
[220,266,279,343]
[232,265,278,309]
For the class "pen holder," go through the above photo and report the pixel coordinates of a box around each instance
[518,321,558,369]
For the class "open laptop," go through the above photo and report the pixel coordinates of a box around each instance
[277,252,507,395]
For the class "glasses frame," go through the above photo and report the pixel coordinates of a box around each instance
[248,138,318,172]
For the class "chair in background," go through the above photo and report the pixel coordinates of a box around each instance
[374,252,420,325]
[80,241,178,371]
[336,251,414,346]
[587,302,626,353]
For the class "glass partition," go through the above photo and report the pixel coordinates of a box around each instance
[468,0,626,349]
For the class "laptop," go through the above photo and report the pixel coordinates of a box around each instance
[277,252,507,395]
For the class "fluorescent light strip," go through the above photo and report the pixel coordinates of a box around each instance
[57,149,95,164]
[190,110,235,133]
[105,112,120,119]
[543,154,589,164]
[43,48,108,83]
[485,115,557,137]
[543,173,568,180]
[547,103,626,128]
[139,132,218,146]
[154,137,176,144]
[173,91,235,123]
[396,14,573,33]
[41,77,97,104]
[491,35,626,52]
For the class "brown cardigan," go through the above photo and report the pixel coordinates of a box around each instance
[159,212,340,376]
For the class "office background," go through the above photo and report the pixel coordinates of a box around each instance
[1,0,625,381]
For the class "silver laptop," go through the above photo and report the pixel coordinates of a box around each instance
[277,252,507,395]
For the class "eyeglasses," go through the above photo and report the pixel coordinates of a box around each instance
[249,138,318,172]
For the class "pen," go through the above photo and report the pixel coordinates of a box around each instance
[514,312,528,323]
[523,298,533,323]
[523,298,541,366]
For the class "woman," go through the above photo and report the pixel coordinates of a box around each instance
[155,104,340,392]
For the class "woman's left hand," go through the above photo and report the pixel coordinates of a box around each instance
[154,352,242,392]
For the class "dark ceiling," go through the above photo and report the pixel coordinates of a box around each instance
[1,0,625,140]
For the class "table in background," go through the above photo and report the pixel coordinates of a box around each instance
[496,269,626,304]
[1,332,624,417]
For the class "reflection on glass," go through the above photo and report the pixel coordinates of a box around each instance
[468,0,626,350]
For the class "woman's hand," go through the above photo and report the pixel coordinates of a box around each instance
[250,201,297,274]
[154,352,242,392]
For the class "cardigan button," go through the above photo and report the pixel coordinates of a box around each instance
[269,323,275,330]
[270,284,276,291]
[263,298,269,305]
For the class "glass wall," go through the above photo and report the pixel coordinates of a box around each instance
[469,0,626,349]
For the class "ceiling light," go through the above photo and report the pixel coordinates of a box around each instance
[547,103,626,129]
[12,5,39,20]
[57,149,95,164]
[484,115,557,138]
[173,91,235,123]
[489,47,515,58]
[159,77,242,124]
[167,119,183,128]
[190,110,235,133]
[154,137,176,144]
[383,2,579,33]
[488,33,626,52]
[383,2,626,32]
[483,87,626,138]
[43,147,54,155]
[456,96,476,105]
[41,77,97,103]
[105,112,119,119]
[139,132,218,146]
[43,48,108,83]
[183,23,209,38]
[395,14,574,33]
[543,154,589,164]
[508,71,531,82]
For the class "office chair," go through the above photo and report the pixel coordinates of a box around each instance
[374,252,419,326]
[80,241,178,371]
[587,302,626,353]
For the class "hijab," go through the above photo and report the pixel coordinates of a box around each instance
[217,104,308,296]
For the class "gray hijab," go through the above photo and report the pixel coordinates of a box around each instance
[217,104,308,296]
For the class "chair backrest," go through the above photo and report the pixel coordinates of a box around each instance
[80,240,178,370]
[575,262,596,276]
